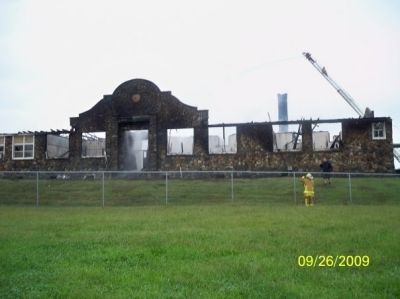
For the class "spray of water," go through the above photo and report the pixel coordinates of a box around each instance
[121,130,148,170]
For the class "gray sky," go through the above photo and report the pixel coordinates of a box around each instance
[1,0,399,145]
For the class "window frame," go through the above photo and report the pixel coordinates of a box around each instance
[12,135,35,160]
[371,122,386,140]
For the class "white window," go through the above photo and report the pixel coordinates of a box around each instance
[82,132,106,158]
[372,122,386,140]
[12,135,34,160]
[167,128,194,155]
[0,136,4,159]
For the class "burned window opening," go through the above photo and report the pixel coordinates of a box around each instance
[272,124,302,152]
[82,132,106,158]
[167,128,194,155]
[47,134,69,159]
[208,126,237,154]
[312,122,342,151]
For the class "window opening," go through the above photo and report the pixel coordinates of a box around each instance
[312,122,342,151]
[82,132,106,157]
[272,124,302,152]
[47,134,69,159]
[167,128,194,155]
[208,126,237,154]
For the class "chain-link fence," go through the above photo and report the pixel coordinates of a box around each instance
[0,171,399,206]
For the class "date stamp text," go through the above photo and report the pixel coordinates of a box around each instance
[297,255,370,267]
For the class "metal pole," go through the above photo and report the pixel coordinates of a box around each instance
[102,172,105,208]
[36,171,39,208]
[231,170,234,201]
[348,173,352,204]
[293,172,297,204]
[165,172,168,205]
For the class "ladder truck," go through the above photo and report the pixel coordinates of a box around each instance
[303,52,400,163]
[303,52,374,117]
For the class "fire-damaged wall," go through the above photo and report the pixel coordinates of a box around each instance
[0,79,395,172]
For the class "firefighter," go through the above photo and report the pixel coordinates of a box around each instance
[320,158,333,185]
[301,173,315,207]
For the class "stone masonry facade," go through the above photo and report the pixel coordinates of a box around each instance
[0,79,395,172]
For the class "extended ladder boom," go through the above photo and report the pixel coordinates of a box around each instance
[303,52,399,165]
[394,149,400,163]
[303,52,368,117]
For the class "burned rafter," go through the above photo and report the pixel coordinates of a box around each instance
[330,135,341,149]
[292,124,302,150]
[17,129,71,135]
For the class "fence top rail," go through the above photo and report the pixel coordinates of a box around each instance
[0,170,399,177]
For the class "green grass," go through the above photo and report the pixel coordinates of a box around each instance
[0,175,399,206]
[0,175,399,298]
[0,205,399,298]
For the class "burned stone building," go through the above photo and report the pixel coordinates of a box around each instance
[0,79,395,172]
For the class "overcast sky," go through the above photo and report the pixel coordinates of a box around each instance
[1,0,399,144]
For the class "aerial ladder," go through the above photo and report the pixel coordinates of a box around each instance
[303,52,374,118]
[303,52,400,164]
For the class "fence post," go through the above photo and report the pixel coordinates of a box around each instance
[102,172,105,208]
[165,172,168,205]
[348,173,353,204]
[293,172,297,204]
[231,170,234,201]
[36,171,39,208]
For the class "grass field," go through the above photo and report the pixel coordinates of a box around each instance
[1,204,399,298]
[0,175,399,298]
[0,174,399,206]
